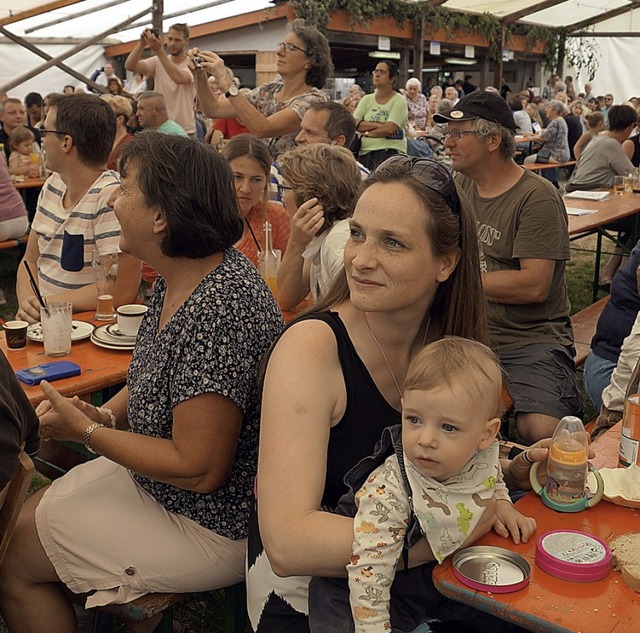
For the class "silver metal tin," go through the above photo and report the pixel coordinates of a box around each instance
[452,546,531,593]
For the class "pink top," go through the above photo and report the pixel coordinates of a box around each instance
[0,157,28,223]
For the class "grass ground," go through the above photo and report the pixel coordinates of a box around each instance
[0,229,605,632]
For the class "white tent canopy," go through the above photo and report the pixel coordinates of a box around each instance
[2,1,640,99]
[4,1,640,38]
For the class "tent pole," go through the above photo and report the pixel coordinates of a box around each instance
[152,0,164,36]
[25,0,134,34]
[0,26,105,92]
[0,7,149,94]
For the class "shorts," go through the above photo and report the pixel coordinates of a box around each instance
[35,457,246,608]
[498,343,584,420]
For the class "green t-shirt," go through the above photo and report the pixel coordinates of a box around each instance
[354,92,407,156]
[456,169,574,352]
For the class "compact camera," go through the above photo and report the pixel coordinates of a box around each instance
[193,56,204,68]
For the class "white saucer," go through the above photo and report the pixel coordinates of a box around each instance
[27,320,95,343]
[90,332,135,351]
[91,324,136,348]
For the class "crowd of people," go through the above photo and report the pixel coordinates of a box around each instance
[0,16,635,633]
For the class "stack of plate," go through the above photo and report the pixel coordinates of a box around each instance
[90,324,136,351]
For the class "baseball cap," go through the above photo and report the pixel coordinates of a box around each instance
[433,91,517,132]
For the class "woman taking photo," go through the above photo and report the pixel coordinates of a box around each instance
[193,19,332,159]
[276,143,361,310]
[222,134,290,266]
[0,133,284,633]
[246,157,490,631]
[354,61,408,170]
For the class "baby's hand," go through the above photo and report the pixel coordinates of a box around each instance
[492,500,536,545]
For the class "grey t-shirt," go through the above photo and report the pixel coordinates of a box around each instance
[457,169,574,352]
[566,134,633,192]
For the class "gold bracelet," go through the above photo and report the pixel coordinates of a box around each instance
[83,422,105,455]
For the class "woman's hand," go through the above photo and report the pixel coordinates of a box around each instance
[504,435,595,491]
[289,198,324,249]
[191,50,230,88]
[37,381,93,443]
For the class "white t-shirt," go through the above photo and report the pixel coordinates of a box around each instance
[302,218,351,301]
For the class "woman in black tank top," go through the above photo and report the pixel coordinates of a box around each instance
[247,157,488,632]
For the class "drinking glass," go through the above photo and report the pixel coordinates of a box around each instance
[613,175,625,196]
[92,251,118,320]
[41,301,72,357]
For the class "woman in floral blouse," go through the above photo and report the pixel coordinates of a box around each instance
[0,133,284,633]
[193,19,332,159]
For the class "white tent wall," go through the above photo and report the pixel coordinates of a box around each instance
[0,41,106,100]
[564,36,640,103]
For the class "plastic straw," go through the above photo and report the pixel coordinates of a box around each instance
[23,261,47,312]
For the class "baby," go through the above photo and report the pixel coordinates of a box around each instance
[309,336,536,633]
[8,126,39,178]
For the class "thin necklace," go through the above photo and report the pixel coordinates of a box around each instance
[364,313,431,403]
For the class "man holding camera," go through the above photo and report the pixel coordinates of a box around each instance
[125,23,196,137]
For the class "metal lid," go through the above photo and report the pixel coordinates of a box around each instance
[452,546,531,593]
[535,530,611,582]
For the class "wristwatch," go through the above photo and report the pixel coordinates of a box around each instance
[225,83,239,98]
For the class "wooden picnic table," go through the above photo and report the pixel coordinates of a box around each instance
[1,311,131,407]
[432,425,640,633]
[13,177,46,190]
[565,191,640,302]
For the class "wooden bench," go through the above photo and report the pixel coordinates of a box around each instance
[0,233,29,251]
[524,160,576,172]
[571,295,610,367]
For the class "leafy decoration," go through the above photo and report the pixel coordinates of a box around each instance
[287,0,599,76]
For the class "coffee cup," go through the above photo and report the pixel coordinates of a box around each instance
[116,304,148,337]
[4,320,29,350]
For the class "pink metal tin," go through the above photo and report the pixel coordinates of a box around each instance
[452,546,531,593]
[535,530,611,582]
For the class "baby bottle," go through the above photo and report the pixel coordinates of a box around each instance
[530,416,604,512]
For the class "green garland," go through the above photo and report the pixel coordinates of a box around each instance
[288,0,600,78]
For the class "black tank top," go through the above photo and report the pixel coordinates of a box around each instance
[631,135,640,168]
[294,311,401,509]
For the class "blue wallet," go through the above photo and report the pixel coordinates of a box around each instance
[16,360,81,386]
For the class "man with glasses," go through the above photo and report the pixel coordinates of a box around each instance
[602,93,615,125]
[125,23,196,137]
[435,91,582,444]
[15,94,140,324]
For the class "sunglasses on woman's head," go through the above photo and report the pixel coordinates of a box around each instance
[376,156,462,216]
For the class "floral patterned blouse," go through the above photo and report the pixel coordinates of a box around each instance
[406,92,428,130]
[245,81,328,158]
[126,248,284,538]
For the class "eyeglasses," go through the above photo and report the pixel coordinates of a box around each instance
[276,41,309,55]
[373,69,389,75]
[276,183,292,198]
[39,129,69,138]
[443,129,479,142]
[377,156,461,216]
